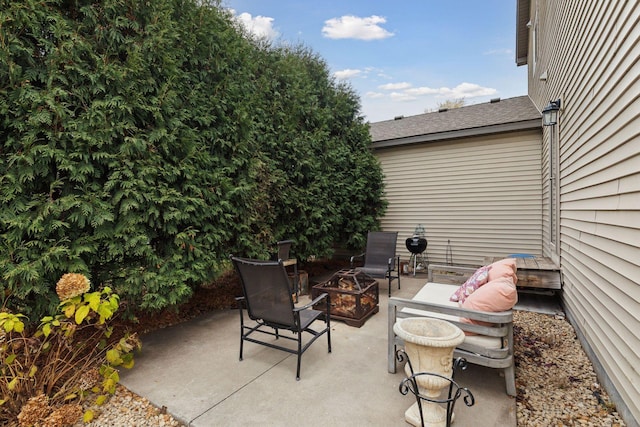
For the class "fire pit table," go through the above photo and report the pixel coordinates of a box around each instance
[311,269,379,327]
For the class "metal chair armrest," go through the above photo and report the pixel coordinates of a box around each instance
[386,255,400,271]
[350,252,366,268]
[295,292,329,311]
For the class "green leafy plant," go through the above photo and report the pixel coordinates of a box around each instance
[1,0,386,322]
[0,273,140,425]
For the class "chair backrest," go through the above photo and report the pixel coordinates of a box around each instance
[364,231,398,268]
[276,240,294,261]
[231,257,296,327]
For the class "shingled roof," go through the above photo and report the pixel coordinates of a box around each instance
[369,95,540,148]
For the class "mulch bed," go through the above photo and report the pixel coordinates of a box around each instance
[120,259,352,335]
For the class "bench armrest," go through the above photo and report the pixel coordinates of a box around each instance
[427,264,479,284]
[389,296,512,336]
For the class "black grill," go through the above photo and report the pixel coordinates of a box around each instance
[405,236,428,276]
[405,237,427,254]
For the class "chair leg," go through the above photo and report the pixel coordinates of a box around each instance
[238,308,244,361]
[388,303,397,373]
[296,333,302,381]
[325,297,332,354]
[388,344,397,373]
[505,365,516,397]
[327,318,332,354]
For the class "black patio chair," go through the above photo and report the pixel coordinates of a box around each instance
[231,256,332,380]
[350,231,400,297]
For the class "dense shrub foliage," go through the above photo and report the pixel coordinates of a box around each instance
[0,0,386,320]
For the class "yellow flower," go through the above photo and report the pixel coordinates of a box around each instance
[56,273,90,301]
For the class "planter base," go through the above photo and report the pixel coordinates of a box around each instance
[405,401,453,427]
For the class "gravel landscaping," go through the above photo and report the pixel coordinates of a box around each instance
[514,310,626,426]
[72,386,182,427]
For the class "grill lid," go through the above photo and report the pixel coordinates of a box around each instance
[405,237,427,254]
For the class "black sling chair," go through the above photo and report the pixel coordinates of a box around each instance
[231,256,332,380]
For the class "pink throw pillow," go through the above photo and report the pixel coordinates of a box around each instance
[459,276,518,334]
[462,276,518,313]
[487,258,518,285]
[449,265,492,304]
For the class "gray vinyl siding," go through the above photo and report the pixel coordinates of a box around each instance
[526,0,640,424]
[375,130,542,266]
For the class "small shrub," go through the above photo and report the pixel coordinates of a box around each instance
[0,273,141,425]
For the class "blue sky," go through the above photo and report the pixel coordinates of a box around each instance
[222,1,528,123]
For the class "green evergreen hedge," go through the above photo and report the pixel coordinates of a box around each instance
[0,0,386,320]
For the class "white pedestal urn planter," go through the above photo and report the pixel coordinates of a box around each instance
[394,317,465,427]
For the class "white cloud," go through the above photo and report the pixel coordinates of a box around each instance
[360,67,392,80]
[365,91,385,99]
[357,80,499,121]
[378,82,412,90]
[404,87,440,96]
[382,82,496,99]
[390,92,417,102]
[322,15,394,40]
[232,11,279,40]
[334,69,362,80]
[333,67,392,82]
[436,82,497,98]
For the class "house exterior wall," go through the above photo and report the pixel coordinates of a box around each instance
[525,0,640,424]
[375,130,542,266]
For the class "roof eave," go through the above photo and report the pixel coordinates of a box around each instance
[516,55,528,66]
[371,119,541,149]
[516,0,530,66]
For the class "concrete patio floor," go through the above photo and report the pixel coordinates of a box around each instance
[120,275,517,426]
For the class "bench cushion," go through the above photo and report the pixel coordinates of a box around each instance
[400,282,503,351]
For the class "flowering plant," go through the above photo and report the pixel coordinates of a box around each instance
[0,274,140,426]
[56,273,91,301]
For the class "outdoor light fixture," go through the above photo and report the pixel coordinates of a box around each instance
[542,99,561,126]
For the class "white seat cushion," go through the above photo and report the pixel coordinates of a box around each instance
[401,282,460,321]
[401,282,503,350]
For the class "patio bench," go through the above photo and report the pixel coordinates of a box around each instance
[388,264,516,397]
